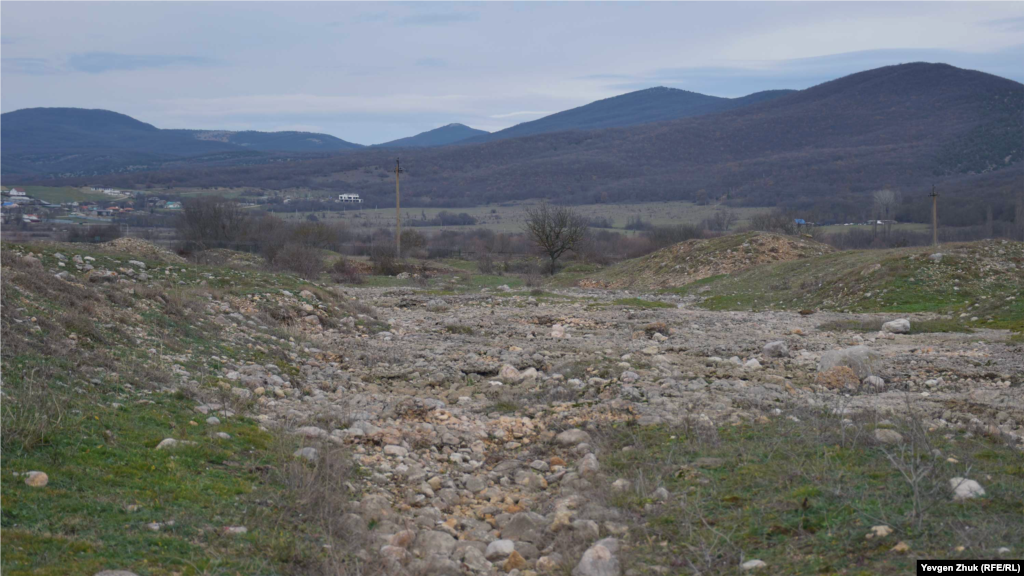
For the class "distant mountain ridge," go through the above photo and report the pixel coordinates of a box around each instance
[56,63,1021,222]
[461,87,796,143]
[376,123,489,148]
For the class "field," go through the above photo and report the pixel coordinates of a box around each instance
[272,199,765,234]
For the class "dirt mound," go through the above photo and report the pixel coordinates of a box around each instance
[584,232,833,290]
[100,237,186,263]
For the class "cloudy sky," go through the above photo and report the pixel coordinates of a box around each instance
[2,2,1022,144]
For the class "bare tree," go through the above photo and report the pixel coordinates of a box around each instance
[523,203,588,275]
[872,189,902,237]
[176,196,248,252]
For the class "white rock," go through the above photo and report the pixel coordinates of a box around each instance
[384,445,409,457]
[882,319,910,334]
[741,559,767,571]
[294,447,319,462]
[572,538,621,576]
[949,477,985,500]
[485,539,515,561]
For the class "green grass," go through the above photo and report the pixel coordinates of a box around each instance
[598,417,1024,575]
[1,242,367,574]
[664,241,1024,333]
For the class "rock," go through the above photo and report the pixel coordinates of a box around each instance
[818,346,882,379]
[611,478,631,493]
[874,429,903,445]
[555,429,591,446]
[652,487,670,501]
[294,447,319,462]
[743,359,762,370]
[741,559,767,571]
[572,538,621,576]
[380,545,410,564]
[504,550,527,571]
[949,477,985,500]
[537,554,564,573]
[763,341,789,358]
[815,366,860,390]
[360,494,394,521]
[465,476,487,493]
[206,416,221,425]
[867,525,893,539]
[862,375,886,389]
[579,453,600,477]
[891,541,911,553]
[502,512,547,543]
[155,438,196,450]
[222,526,248,535]
[928,253,944,262]
[413,530,457,558]
[463,546,492,571]
[500,364,522,381]
[485,539,515,561]
[882,319,910,334]
[24,471,48,487]
[384,445,409,457]
[551,324,567,338]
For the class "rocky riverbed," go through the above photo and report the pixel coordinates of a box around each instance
[196,285,1023,575]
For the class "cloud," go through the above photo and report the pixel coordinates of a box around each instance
[66,52,216,74]
[398,12,478,26]
[2,57,62,75]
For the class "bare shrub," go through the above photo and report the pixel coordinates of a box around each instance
[273,243,325,280]
[523,203,588,275]
[369,241,403,275]
[330,258,365,284]
[0,371,69,452]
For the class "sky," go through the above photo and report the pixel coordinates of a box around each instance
[2,2,1022,145]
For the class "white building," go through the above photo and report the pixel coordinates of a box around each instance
[8,188,27,197]
[338,193,363,203]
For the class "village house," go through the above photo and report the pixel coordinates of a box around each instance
[338,193,363,203]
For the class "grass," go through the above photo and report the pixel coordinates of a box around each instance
[817,318,975,334]
[1,241,372,575]
[664,240,1024,334]
[593,412,1024,575]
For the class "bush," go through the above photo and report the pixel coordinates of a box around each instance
[369,242,403,275]
[65,224,122,243]
[329,258,364,284]
[273,243,324,279]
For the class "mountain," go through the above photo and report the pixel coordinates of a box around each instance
[18,64,1024,224]
[376,123,489,148]
[0,108,362,178]
[461,87,795,143]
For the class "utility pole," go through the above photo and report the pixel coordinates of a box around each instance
[394,158,404,259]
[930,185,939,247]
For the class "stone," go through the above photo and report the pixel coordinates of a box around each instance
[24,471,48,487]
[882,319,910,334]
[504,550,527,571]
[463,546,492,571]
[465,476,487,493]
[818,346,882,379]
[815,366,860,390]
[222,526,248,535]
[390,529,416,548]
[891,541,911,553]
[867,525,893,539]
[741,559,767,571]
[502,512,547,543]
[862,375,886,389]
[949,477,985,500]
[384,445,409,457]
[294,447,319,462]
[206,416,221,425]
[485,539,515,561]
[611,478,631,493]
[572,538,620,576]
[413,530,457,558]
[556,428,591,446]
[500,365,522,381]
[155,438,196,450]
[743,359,762,370]
[874,429,903,445]
[579,453,600,477]
[763,341,789,358]
[652,487,670,501]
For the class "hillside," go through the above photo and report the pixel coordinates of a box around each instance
[0,108,362,178]
[670,238,1024,332]
[59,63,1023,219]
[463,87,795,143]
[583,232,834,290]
[376,123,489,148]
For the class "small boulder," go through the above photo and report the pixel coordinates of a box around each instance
[882,319,910,334]
[762,341,789,358]
[24,471,48,487]
[741,559,767,571]
[555,429,591,446]
[818,346,882,379]
[874,429,904,445]
[949,477,985,500]
[485,539,515,561]
[293,447,319,462]
[572,538,621,576]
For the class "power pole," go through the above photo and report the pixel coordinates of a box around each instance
[930,185,939,247]
[395,158,404,259]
